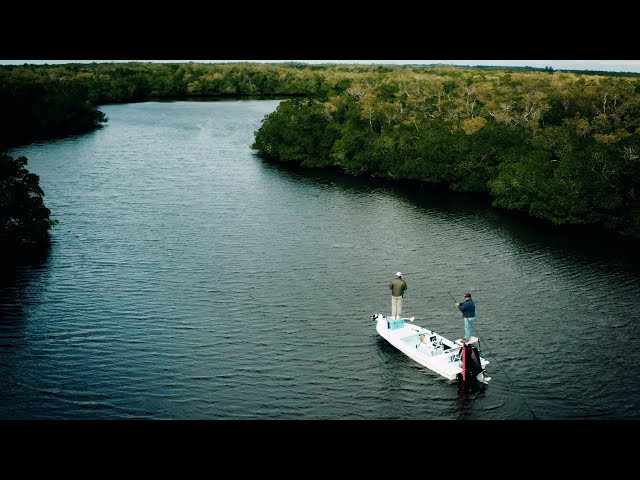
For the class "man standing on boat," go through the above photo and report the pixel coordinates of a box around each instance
[389,272,407,319]
[454,293,476,343]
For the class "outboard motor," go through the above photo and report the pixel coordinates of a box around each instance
[458,343,491,385]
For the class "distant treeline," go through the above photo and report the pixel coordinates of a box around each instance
[1,62,640,240]
[456,64,640,78]
[0,61,352,147]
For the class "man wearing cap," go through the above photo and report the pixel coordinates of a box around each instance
[454,293,476,343]
[389,272,408,320]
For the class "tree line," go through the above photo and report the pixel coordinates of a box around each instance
[251,66,640,239]
[1,62,640,250]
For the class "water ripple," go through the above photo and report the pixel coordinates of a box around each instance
[3,100,640,419]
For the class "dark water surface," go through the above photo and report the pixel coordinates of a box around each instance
[2,100,640,420]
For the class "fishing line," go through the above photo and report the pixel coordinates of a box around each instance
[470,324,538,420]
[451,292,538,420]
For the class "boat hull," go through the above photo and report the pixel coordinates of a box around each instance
[374,314,489,381]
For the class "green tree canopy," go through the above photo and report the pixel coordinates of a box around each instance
[0,153,58,254]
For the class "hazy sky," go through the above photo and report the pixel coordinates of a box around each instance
[2,59,640,73]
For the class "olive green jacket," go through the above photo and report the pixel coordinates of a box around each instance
[389,278,407,297]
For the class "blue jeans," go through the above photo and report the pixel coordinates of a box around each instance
[464,317,476,339]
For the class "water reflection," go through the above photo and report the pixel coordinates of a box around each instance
[1,243,52,322]
[258,155,640,271]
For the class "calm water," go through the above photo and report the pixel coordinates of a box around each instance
[2,100,640,420]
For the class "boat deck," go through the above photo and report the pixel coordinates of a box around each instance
[375,315,488,381]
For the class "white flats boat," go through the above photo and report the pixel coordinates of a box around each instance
[373,314,491,383]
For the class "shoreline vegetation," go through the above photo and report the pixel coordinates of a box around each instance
[1,62,639,251]
[0,153,57,262]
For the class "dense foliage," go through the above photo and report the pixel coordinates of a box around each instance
[2,62,640,238]
[0,67,108,147]
[0,153,58,255]
[252,67,640,238]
